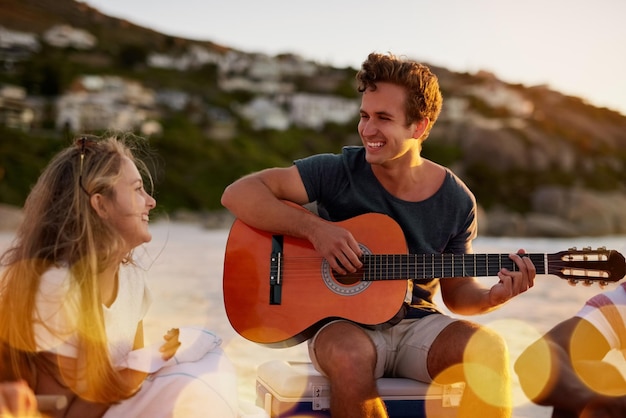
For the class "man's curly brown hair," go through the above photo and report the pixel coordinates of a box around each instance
[356,52,443,140]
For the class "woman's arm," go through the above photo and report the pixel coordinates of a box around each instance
[118,322,180,387]
[515,317,626,416]
[133,320,144,350]
[32,352,108,418]
[117,321,149,390]
[0,380,39,417]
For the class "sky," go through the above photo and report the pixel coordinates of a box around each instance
[81,0,626,116]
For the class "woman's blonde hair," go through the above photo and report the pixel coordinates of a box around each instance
[0,133,154,403]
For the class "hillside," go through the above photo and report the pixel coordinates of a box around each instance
[1,0,626,237]
[0,0,228,53]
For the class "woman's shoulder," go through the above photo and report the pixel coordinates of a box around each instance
[116,264,152,305]
[39,265,71,295]
[119,264,148,287]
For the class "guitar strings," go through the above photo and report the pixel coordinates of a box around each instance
[275,256,612,280]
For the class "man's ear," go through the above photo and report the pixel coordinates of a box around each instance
[90,193,109,219]
[412,117,430,139]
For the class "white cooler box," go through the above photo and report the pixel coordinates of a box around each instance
[256,360,464,418]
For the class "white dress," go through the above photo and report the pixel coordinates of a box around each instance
[34,265,239,418]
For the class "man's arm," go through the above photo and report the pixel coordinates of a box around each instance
[221,166,363,274]
[515,316,626,416]
[440,250,536,315]
[221,166,314,238]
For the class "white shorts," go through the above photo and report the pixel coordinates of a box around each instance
[308,314,458,382]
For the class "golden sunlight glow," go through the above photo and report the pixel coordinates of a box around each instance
[426,364,465,416]
[488,319,550,406]
[452,319,549,409]
[570,307,626,397]
[463,324,510,409]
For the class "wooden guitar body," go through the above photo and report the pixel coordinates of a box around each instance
[223,213,407,347]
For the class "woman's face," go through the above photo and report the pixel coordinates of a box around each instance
[100,156,156,251]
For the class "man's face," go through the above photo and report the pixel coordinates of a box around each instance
[357,82,419,165]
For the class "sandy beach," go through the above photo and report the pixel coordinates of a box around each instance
[2,221,625,417]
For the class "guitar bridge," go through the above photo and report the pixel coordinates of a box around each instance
[270,235,283,304]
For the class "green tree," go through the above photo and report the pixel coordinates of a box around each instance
[117,44,148,70]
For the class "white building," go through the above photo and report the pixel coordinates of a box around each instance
[43,25,96,49]
[289,93,359,130]
[56,75,157,133]
[237,97,290,131]
[147,45,223,71]
[0,26,39,51]
[0,84,34,131]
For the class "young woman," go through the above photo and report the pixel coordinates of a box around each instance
[0,134,239,417]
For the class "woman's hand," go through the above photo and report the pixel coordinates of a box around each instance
[0,380,39,417]
[159,328,181,361]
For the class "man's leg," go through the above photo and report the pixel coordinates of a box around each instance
[428,321,512,418]
[311,321,387,418]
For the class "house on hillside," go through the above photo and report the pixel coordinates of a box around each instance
[236,97,290,131]
[217,52,318,95]
[289,93,359,130]
[43,25,96,49]
[274,54,318,77]
[0,84,35,131]
[236,93,359,131]
[0,26,39,68]
[0,26,39,52]
[147,45,222,71]
[148,52,188,71]
[219,75,294,95]
[55,75,159,134]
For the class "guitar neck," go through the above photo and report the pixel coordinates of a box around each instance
[362,253,546,281]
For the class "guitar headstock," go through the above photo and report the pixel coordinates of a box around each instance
[548,247,626,287]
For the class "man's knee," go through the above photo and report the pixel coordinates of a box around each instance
[429,321,508,378]
[314,322,376,374]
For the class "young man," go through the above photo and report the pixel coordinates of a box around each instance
[221,52,536,418]
[516,282,626,417]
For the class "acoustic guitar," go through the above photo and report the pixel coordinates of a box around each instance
[223,213,626,347]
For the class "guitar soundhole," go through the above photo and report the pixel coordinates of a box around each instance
[321,244,372,296]
[335,270,363,285]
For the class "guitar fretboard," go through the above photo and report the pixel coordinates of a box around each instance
[362,253,547,281]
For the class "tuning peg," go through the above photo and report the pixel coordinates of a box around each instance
[567,279,579,286]
[568,247,577,251]
[582,280,593,287]
[599,281,608,289]
[598,246,607,251]
[583,246,591,251]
